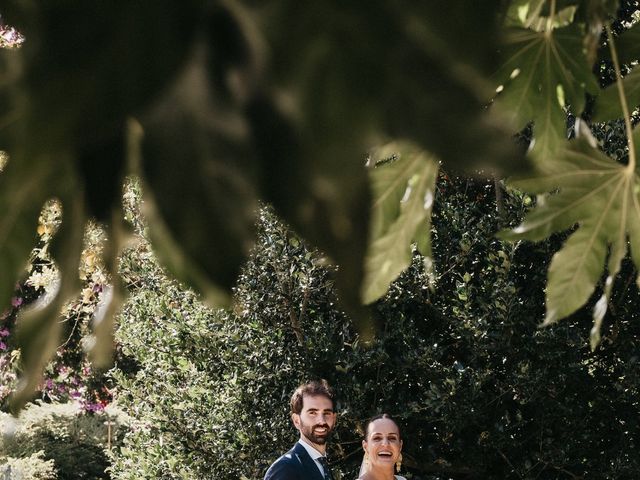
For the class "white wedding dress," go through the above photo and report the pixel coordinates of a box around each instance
[357,459,406,479]
[357,476,406,479]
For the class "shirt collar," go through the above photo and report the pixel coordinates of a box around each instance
[297,437,325,461]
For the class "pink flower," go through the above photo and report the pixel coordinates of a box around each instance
[0,328,9,337]
[0,341,7,351]
[11,297,22,308]
[84,402,104,413]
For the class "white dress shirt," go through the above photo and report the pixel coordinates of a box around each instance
[298,438,328,477]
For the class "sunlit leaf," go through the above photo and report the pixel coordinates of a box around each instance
[361,144,438,304]
[501,123,640,333]
[593,65,640,121]
[493,25,599,161]
[506,0,577,30]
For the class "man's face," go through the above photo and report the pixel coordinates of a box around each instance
[292,394,336,449]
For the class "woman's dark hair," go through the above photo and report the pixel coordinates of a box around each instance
[290,379,335,415]
[364,413,402,440]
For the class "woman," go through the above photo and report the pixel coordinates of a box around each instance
[358,414,406,480]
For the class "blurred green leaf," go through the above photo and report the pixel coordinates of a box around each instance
[500,124,640,328]
[88,215,129,367]
[0,0,198,146]
[11,188,85,412]
[362,144,438,304]
[257,1,520,321]
[0,156,57,313]
[139,36,259,305]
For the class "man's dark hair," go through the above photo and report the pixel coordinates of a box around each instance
[364,413,402,440]
[290,379,335,415]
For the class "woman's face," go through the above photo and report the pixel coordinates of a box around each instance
[362,418,403,470]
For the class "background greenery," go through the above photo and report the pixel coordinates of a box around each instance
[0,402,128,480]
[2,2,640,480]
[107,179,640,479]
[2,2,640,400]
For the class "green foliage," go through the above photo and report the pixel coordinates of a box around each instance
[363,144,438,304]
[0,1,520,393]
[493,24,598,160]
[411,173,640,478]
[2,0,640,407]
[0,451,57,479]
[111,207,358,479]
[108,183,640,479]
[500,123,640,335]
[1,202,115,413]
[0,402,129,480]
[495,2,640,343]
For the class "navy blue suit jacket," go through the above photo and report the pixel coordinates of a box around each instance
[264,442,326,480]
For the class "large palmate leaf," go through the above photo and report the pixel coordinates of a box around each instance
[593,64,640,121]
[361,144,438,305]
[494,24,599,161]
[501,123,640,345]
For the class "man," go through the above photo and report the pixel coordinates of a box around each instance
[264,380,337,480]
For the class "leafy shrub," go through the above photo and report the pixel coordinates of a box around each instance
[110,206,355,479]
[0,402,129,480]
[0,451,57,479]
[1,201,114,412]
[111,185,640,479]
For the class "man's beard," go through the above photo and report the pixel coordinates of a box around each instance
[300,420,332,445]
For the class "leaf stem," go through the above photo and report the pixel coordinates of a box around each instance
[546,0,557,33]
[606,24,636,172]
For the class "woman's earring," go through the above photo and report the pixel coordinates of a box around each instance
[364,452,370,467]
[395,453,402,473]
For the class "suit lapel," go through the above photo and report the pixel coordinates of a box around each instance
[292,442,325,480]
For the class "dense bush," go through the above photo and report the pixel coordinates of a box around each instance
[110,207,356,479]
[0,451,57,479]
[0,402,129,480]
[380,173,640,478]
[111,180,640,479]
